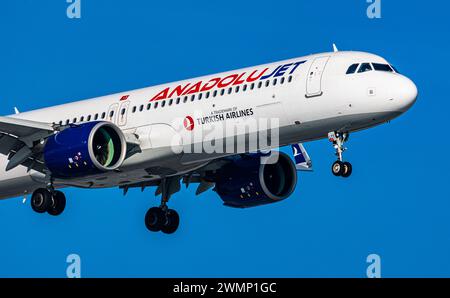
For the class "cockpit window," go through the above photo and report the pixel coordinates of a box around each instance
[358,63,373,73]
[390,65,400,73]
[346,63,359,74]
[346,62,399,75]
[372,63,393,72]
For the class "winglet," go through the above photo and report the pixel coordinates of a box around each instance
[291,143,313,171]
[14,107,20,114]
[333,43,339,52]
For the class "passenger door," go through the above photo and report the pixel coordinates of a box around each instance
[306,56,330,98]
[118,101,130,127]
[107,103,119,123]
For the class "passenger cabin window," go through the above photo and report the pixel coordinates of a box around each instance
[372,63,393,72]
[346,63,359,74]
[358,63,373,73]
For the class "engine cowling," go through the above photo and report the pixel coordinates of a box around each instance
[44,121,127,178]
[213,152,297,208]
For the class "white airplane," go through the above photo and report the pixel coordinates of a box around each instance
[0,49,417,234]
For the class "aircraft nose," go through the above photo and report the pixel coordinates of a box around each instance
[392,75,418,112]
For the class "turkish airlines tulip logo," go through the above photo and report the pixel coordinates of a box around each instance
[183,116,195,131]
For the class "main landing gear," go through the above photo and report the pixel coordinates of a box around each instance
[31,187,66,216]
[145,207,179,234]
[144,177,180,234]
[328,131,353,178]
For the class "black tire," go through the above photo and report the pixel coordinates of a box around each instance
[145,207,165,232]
[31,188,53,213]
[342,162,353,178]
[161,209,180,235]
[48,191,66,216]
[331,161,344,176]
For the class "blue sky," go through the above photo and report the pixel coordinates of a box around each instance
[0,0,449,277]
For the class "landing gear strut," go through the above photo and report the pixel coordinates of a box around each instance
[144,177,180,234]
[31,186,66,216]
[328,131,353,178]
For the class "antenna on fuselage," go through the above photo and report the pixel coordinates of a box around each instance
[332,43,339,52]
[14,107,20,114]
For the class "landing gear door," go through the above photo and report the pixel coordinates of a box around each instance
[306,56,330,98]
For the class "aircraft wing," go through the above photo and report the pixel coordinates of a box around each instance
[0,116,57,173]
[131,145,313,198]
[0,116,54,137]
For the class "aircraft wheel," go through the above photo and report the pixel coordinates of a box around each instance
[31,188,53,213]
[342,162,353,178]
[161,209,180,234]
[331,161,345,177]
[145,207,165,232]
[48,191,66,216]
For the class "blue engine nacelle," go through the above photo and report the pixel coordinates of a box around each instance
[213,152,297,208]
[43,121,127,178]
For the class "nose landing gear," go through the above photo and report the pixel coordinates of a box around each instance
[331,160,352,178]
[329,131,353,178]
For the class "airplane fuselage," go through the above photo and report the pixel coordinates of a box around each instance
[0,51,418,200]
